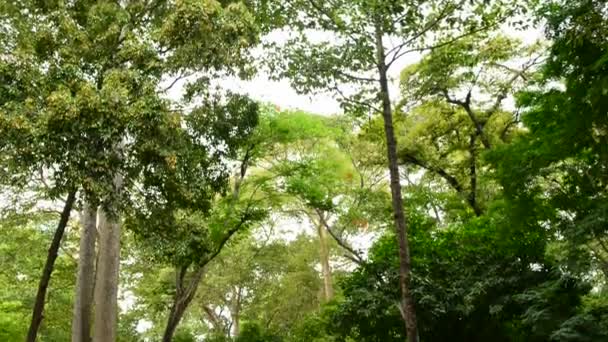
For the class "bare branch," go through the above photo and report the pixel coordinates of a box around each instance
[160,72,192,93]
[336,70,378,83]
[386,1,461,68]
[441,89,492,149]
[314,209,365,265]
[487,55,543,116]
[331,84,381,113]
[388,23,496,68]
[402,153,465,195]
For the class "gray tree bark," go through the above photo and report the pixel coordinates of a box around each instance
[316,215,334,301]
[71,201,97,342]
[93,171,123,342]
[230,286,242,337]
[92,205,121,342]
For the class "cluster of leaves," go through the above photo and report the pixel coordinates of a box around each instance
[2,0,607,341]
[0,0,262,208]
[298,2,608,342]
[490,0,608,280]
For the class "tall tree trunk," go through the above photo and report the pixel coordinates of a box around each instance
[316,214,334,301]
[71,201,97,342]
[230,287,242,337]
[26,190,77,342]
[92,206,121,342]
[162,266,206,342]
[374,25,419,342]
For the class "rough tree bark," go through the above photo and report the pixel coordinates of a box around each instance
[71,201,97,342]
[374,24,419,342]
[26,190,77,342]
[315,213,334,301]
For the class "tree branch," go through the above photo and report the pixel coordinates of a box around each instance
[331,84,381,113]
[202,304,222,330]
[487,56,543,116]
[441,89,492,149]
[386,1,461,68]
[402,153,465,195]
[314,209,365,265]
[160,72,192,93]
[335,70,378,83]
[305,0,362,43]
[388,22,496,68]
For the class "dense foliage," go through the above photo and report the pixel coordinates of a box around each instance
[0,0,606,341]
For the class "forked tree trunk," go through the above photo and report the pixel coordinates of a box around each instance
[163,300,189,342]
[162,266,206,342]
[71,201,97,342]
[26,190,77,342]
[162,149,253,341]
[316,215,334,301]
[92,206,121,342]
[374,24,419,342]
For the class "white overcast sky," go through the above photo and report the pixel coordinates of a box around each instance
[192,25,543,116]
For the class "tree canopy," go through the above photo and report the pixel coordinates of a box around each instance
[0,0,607,341]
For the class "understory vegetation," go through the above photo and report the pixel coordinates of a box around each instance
[0,0,606,341]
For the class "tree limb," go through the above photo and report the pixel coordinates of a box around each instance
[441,89,492,149]
[314,208,365,265]
[386,1,461,68]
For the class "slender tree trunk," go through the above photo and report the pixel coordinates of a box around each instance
[231,287,242,337]
[374,25,419,342]
[468,134,482,216]
[92,205,121,342]
[231,310,240,337]
[316,214,334,301]
[71,201,97,342]
[162,266,206,342]
[26,190,77,342]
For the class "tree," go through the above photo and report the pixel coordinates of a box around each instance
[499,0,608,281]
[0,212,78,341]
[71,203,96,342]
[489,1,608,338]
[193,228,318,339]
[324,207,588,342]
[264,1,521,339]
[127,98,266,342]
[392,34,544,218]
[261,110,386,300]
[0,1,263,340]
